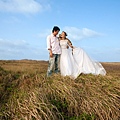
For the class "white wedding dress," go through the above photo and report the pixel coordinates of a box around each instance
[60,40,106,79]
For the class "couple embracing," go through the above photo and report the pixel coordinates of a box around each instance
[47,26,106,79]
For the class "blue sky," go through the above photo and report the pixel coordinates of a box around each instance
[0,0,120,62]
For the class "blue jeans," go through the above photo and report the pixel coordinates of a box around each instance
[47,54,60,77]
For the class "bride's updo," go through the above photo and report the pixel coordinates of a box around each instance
[62,31,67,37]
[61,31,73,46]
[59,31,67,40]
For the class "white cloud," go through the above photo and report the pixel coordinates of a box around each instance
[38,29,51,38]
[38,26,104,41]
[0,0,51,14]
[0,38,29,49]
[0,38,48,60]
[63,26,103,40]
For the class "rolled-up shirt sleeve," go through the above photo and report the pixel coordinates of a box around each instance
[47,36,51,50]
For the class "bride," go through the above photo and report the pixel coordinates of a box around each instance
[59,31,106,79]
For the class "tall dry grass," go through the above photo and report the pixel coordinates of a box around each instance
[0,60,120,120]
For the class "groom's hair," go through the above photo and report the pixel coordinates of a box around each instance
[52,26,60,33]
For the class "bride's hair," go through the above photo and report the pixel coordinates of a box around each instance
[58,31,67,40]
[62,31,72,45]
[62,31,67,36]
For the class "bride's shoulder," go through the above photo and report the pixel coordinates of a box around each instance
[66,38,72,44]
[65,38,69,42]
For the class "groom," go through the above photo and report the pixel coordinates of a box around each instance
[47,26,61,77]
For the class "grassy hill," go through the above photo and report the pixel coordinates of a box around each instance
[0,60,120,120]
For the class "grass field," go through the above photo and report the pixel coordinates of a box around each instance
[0,60,120,120]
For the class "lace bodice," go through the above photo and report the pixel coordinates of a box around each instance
[60,40,68,49]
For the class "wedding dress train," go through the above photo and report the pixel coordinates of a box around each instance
[60,40,106,79]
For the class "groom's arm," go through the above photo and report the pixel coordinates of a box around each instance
[47,36,53,57]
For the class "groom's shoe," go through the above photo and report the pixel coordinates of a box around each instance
[47,70,52,77]
[54,70,60,74]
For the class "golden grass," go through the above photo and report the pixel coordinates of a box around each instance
[0,60,120,120]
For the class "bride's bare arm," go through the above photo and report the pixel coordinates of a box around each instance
[66,38,74,48]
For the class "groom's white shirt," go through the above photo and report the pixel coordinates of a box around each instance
[47,34,61,54]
